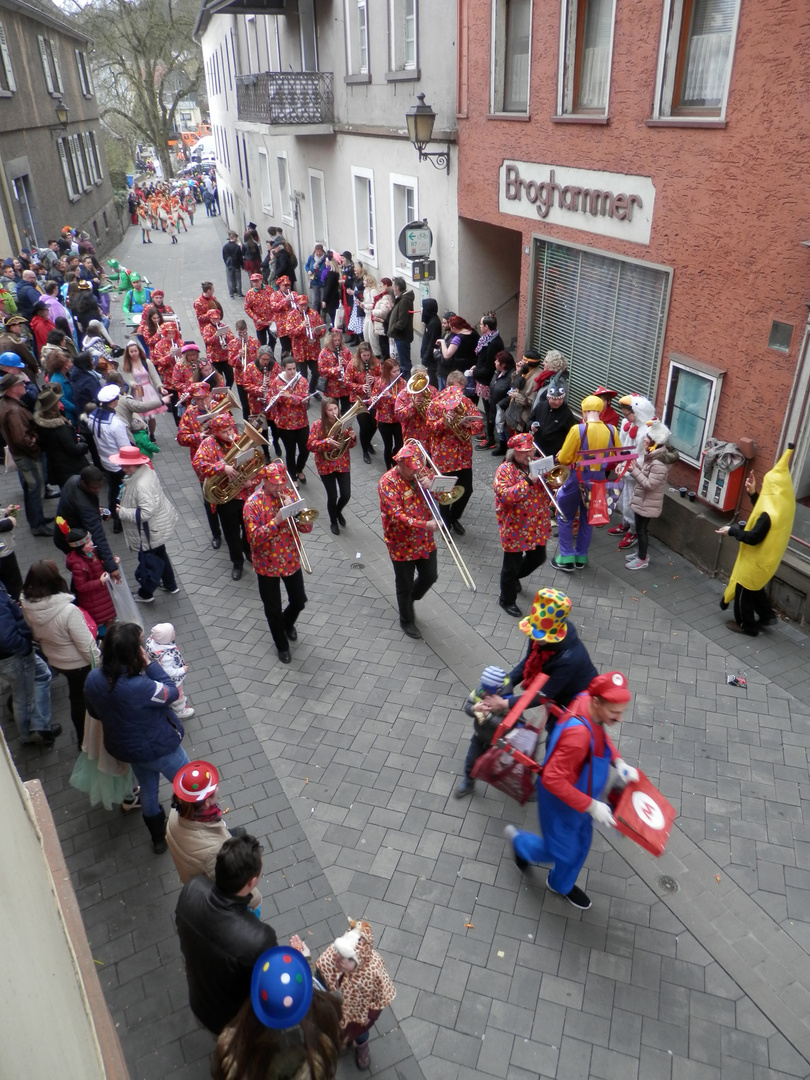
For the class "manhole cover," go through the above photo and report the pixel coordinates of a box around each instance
[351,562,365,570]
[657,875,679,894]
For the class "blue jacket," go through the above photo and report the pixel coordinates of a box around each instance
[84,660,181,763]
[507,623,598,711]
[0,583,33,658]
[15,281,41,320]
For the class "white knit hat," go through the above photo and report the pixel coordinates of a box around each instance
[149,622,175,644]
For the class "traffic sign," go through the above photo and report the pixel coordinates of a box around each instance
[398,220,432,259]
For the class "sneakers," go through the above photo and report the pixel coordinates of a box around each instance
[134,594,154,603]
[551,556,575,573]
[159,585,180,594]
[626,557,649,571]
[175,706,195,719]
[617,532,637,550]
[453,776,475,799]
[608,523,629,535]
[547,878,592,910]
[503,824,528,872]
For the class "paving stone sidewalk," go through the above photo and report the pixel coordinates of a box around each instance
[4,213,810,1080]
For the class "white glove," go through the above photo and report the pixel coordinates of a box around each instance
[587,800,616,828]
[615,759,639,785]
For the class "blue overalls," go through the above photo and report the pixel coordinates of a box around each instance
[512,714,612,895]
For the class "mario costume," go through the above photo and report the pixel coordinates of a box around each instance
[504,670,638,910]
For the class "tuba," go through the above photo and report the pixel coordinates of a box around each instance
[197,386,242,425]
[406,371,430,418]
[324,399,367,460]
[202,422,269,504]
[443,389,472,444]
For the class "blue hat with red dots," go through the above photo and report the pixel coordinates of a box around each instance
[251,947,313,1029]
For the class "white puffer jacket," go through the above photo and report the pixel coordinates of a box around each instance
[117,463,179,551]
[20,592,100,670]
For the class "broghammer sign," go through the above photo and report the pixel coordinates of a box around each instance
[499,161,656,246]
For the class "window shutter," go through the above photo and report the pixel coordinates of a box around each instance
[57,138,75,197]
[85,53,94,95]
[49,39,64,93]
[73,135,89,189]
[38,36,55,93]
[67,136,83,192]
[81,133,95,182]
[75,49,88,95]
[0,23,16,92]
[90,132,103,179]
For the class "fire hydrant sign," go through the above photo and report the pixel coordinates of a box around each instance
[399,221,432,259]
[613,770,676,856]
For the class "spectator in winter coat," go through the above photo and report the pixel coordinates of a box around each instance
[0,371,49,533]
[115,445,180,601]
[625,420,679,571]
[469,313,504,445]
[64,527,117,631]
[419,298,441,386]
[221,232,244,299]
[487,350,516,455]
[15,270,42,321]
[387,278,415,378]
[30,302,57,356]
[53,466,121,578]
[0,580,59,745]
[69,351,104,416]
[33,385,89,487]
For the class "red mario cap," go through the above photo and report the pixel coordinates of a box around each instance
[588,671,631,702]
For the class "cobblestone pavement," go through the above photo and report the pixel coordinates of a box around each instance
[5,213,810,1080]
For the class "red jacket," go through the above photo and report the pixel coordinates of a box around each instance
[65,548,116,625]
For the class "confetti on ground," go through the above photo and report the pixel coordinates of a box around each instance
[715,875,721,883]
[464,922,474,929]
[497,950,505,958]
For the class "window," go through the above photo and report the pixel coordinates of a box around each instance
[75,49,93,97]
[82,132,102,183]
[242,135,250,191]
[351,166,376,265]
[57,137,79,200]
[768,320,794,354]
[390,0,417,73]
[69,135,90,191]
[308,168,328,247]
[654,0,740,119]
[558,0,615,116]
[103,210,108,230]
[258,149,273,213]
[390,174,418,278]
[662,356,724,465]
[492,0,531,113]
[38,36,63,95]
[0,23,16,94]
[236,135,243,183]
[528,236,671,409]
[346,0,369,76]
[299,0,319,72]
[277,152,293,224]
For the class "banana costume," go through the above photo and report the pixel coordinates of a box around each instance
[723,447,795,603]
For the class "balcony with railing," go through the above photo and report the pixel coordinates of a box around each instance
[235,72,334,130]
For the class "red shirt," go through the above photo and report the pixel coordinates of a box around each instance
[170,362,193,395]
[243,287,275,331]
[542,694,619,813]
[371,374,402,424]
[227,335,259,386]
[244,363,275,416]
[150,331,181,384]
[395,383,435,446]
[243,486,312,577]
[493,460,552,552]
[201,321,233,367]
[268,372,309,429]
[378,467,436,562]
[177,403,205,459]
[426,390,482,472]
[307,418,355,476]
[270,289,298,337]
[345,360,381,404]
[193,435,260,500]
[194,294,222,332]
[288,308,325,364]
[317,345,352,399]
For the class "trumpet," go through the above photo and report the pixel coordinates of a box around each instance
[403,438,476,593]
[239,336,248,374]
[284,469,318,574]
[367,374,403,409]
[406,371,430,417]
[266,371,303,409]
[197,386,242,424]
[214,322,231,339]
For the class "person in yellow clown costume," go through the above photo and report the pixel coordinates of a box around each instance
[716,445,796,636]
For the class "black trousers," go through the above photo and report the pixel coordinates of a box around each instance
[236,383,250,419]
[217,498,250,569]
[357,412,377,453]
[297,359,319,393]
[733,583,775,636]
[213,360,233,388]
[200,481,221,540]
[500,545,546,605]
[634,512,651,559]
[378,421,403,470]
[51,664,90,744]
[105,467,124,517]
[257,569,307,651]
[321,471,351,523]
[392,550,438,626]
[0,552,22,600]
[440,466,473,525]
[279,427,310,476]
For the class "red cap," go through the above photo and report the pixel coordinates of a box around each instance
[258,460,288,484]
[249,273,263,282]
[588,671,631,702]
[594,386,617,397]
[173,760,219,803]
[507,432,535,452]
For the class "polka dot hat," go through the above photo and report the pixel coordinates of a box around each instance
[518,588,571,644]
[251,947,313,1030]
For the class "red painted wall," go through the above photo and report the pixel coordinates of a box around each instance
[457,0,810,482]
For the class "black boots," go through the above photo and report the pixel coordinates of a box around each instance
[143,808,168,854]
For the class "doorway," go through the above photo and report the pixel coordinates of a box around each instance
[12,175,37,249]
[779,314,810,564]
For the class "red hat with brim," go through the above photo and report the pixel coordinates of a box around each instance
[594,386,617,397]
[508,433,535,452]
[276,275,291,287]
[108,445,150,467]
[394,444,424,470]
[258,461,288,484]
[208,413,237,436]
[173,760,219,803]
[250,273,263,282]
[588,671,632,702]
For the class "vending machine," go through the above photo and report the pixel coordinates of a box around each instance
[697,451,745,511]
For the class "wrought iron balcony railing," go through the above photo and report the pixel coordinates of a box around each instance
[236,71,334,126]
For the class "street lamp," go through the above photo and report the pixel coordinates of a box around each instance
[54,97,70,127]
[405,93,449,174]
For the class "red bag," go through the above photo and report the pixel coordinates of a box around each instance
[469,672,549,805]
[612,770,676,856]
[587,480,610,526]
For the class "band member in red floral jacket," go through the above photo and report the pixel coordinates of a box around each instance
[177,382,223,550]
[150,320,182,388]
[243,460,312,664]
[244,345,281,457]
[192,412,253,580]
[201,312,235,389]
[371,358,404,469]
[227,319,259,417]
[269,275,298,353]
[268,356,310,484]
[378,442,439,640]
[243,273,277,348]
[317,328,352,412]
[287,292,326,394]
[426,370,483,536]
[395,363,435,449]
[494,432,552,617]
[307,398,356,535]
[345,340,380,463]
[170,341,199,407]
[193,282,224,334]
[138,289,176,343]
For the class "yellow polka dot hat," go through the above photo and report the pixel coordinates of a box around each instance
[519,588,571,644]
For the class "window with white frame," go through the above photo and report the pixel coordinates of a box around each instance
[346,0,369,75]
[390,0,417,72]
[308,168,328,248]
[390,174,418,278]
[242,135,250,190]
[277,153,293,224]
[492,0,532,113]
[351,166,376,265]
[654,0,741,119]
[258,149,273,213]
[0,23,15,94]
[662,355,724,464]
[558,0,615,115]
[74,49,93,97]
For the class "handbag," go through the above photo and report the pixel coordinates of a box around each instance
[104,565,143,627]
[333,306,345,331]
[133,512,165,595]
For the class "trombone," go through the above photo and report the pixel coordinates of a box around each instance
[531,440,569,520]
[283,468,318,575]
[404,439,476,593]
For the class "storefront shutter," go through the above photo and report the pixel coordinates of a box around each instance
[529,239,670,406]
